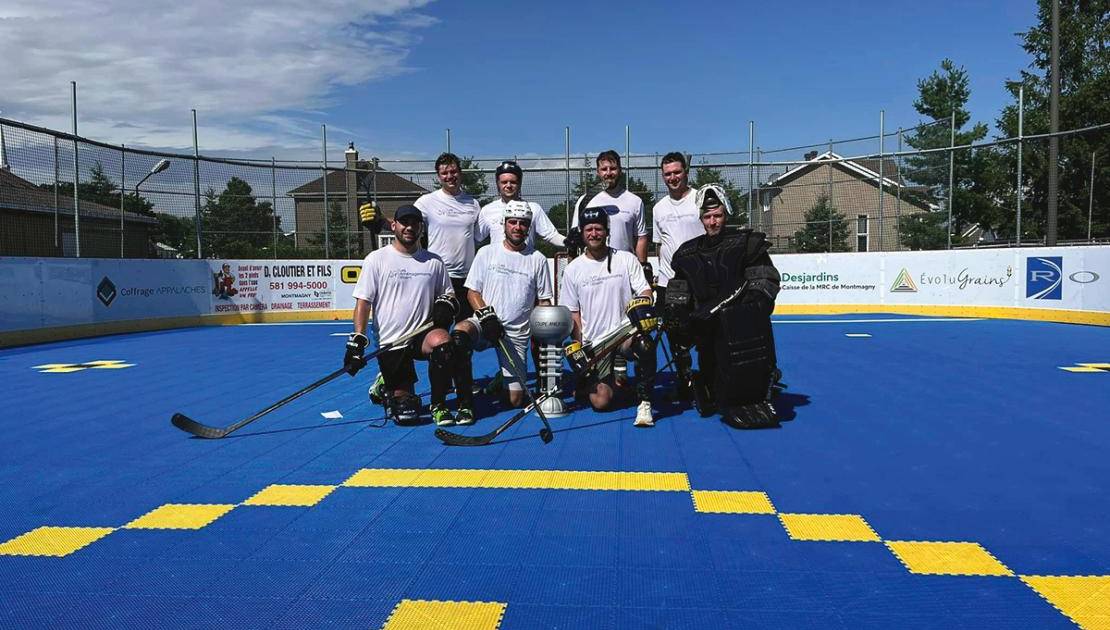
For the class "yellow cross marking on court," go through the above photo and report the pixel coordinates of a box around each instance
[32,360,135,373]
[1059,362,1110,373]
[382,600,507,630]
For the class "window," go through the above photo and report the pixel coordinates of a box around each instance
[856,214,869,252]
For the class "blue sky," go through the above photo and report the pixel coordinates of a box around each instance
[0,1,1039,160]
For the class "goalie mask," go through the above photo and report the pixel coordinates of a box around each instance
[696,183,733,216]
[503,199,533,223]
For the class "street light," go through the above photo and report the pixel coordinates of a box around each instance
[123,159,171,258]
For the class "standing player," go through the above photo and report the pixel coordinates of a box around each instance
[414,152,482,322]
[477,160,565,250]
[343,205,462,426]
[456,200,554,409]
[651,152,704,303]
[560,206,659,427]
[568,150,648,262]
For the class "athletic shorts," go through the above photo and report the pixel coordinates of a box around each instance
[450,277,474,322]
[468,317,530,392]
[377,328,432,390]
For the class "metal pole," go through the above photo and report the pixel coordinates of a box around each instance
[271,157,278,260]
[747,121,754,228]
[653,152,659,199]
[192,109,202,258]
[72,81,81,258]
[322,124,330,258]
[1046,0,1060,246]
[896,128,903,240]
[1089,152,1097,243]
[53,137,60,251]
[120,145,126,258]
[1016,86,1024,246]
[947,111,955,249]
[828,139,833,251]
[624,125,630,188]
[565,126,571,232]
[445,128,451,154]
[878,109,884,251]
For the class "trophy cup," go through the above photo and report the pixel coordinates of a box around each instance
[529,305,573,417]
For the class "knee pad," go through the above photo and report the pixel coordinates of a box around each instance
[450,329,473,360]
[430,340,454,370]
[629,334,656,363]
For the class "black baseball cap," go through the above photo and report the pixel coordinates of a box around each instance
[393,205,423,222]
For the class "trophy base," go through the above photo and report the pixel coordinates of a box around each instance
[539,394,569,417]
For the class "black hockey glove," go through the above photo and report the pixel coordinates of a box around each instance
[641,261,654,287]
[564,340,594,375]
[564,227,584,256]
[475,305,504,343]
[344,332,369,376]
[432,293,459,329]
[625,296,660,335]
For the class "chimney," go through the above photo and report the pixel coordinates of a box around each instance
[804,150,819,161]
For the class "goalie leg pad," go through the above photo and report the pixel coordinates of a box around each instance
[721,401,779,429]
[710,303,777,408]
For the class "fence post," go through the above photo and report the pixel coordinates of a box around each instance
[564,126,571,232]
[1016,86,1024,246]
[1046,0,1059,246]
[271,157,278,260]
[947,111,955,250]
[192,109,203,258]
[72,81,81,258]
[120,145,126,258]
[896,128,902,243]
[1090,151,1097,243]
[322,124,330,259]
[878,110,884,251]
[53,137,60,252]
[624,125,630,185]
[747,121,754,229]
[446,128,451,153]
[828,140,833,252]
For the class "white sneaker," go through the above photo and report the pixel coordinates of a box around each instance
[633,401,655,427]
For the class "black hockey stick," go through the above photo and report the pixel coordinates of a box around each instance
[172,321,434,439]
[496,337,553,444]
[436,321,638,447]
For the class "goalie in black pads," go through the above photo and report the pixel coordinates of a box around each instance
[664,184,782,429]
[345,204,467,426]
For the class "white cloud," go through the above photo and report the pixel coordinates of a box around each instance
[0,0,435,151]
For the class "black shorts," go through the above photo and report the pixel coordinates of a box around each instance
[451,277,474,322]
[378,328,432,391]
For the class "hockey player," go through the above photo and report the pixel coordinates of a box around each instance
[559,203,659,427]
[664,184,782,429]
[455,200,554,409]
[414,152,482,322]
[651,152,704,301]
[343,205,468,427]
[477,160,566,250]
[567,150,648,262]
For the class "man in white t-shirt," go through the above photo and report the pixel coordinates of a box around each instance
[344,205,462,426]
[414,152,482,322]
[568,150,648,262]
[651,152,704,301]
[477,160,565,250]
[457,200,554,408]
[559,205,660,427]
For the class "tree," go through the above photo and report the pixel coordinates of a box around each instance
[792,196,850,253]
[691,163,748,226]
[37,161,156,216]
[994,0,1110,241]
[202,177,281,258]
[306,201,352,258]
[903,59,1006,237]
[898,212,948,250]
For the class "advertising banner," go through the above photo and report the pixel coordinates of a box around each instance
[207,260,337,314]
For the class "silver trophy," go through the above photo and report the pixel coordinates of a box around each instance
[529,305,573,417]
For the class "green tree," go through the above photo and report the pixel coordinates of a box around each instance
[898,211,948,250]
[994,0,1109,241]
[306,201,352,258]
[792,196,850,253]
[37,161,156,216]
[202,177,281,258]
[691,163,749,226]
[903,59,1006,237]
[154,213,196,257]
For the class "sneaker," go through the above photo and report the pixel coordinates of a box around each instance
[431,403,455,427]
[368,372,386,405]
[454,406,476,426]
[633,401,655,427]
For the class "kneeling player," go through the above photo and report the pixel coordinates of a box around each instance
[456,200,553,409]
[559,204,659,426]
[665,184,782,429]
[343,205,463,426]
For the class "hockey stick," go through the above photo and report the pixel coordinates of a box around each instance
[172,321,434,439]
[496,337,553,444]
[436,320,637,447]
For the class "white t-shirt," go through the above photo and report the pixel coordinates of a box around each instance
[571,188,647,254]
[477,199,566,250]
[558,249,650,345]
[413,188,482,279]
[352,245,452,345]
[651,189,705,287]
[464,242,553,335]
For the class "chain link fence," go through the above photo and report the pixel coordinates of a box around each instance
[1,116,1106,260]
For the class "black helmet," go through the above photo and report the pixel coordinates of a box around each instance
[578,204,612,231]
[495,160,523,182]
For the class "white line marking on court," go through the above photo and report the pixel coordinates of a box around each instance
[329,333,350,337]
[774,318,983,324]
[321,410,343,419]
[845,333,872,338]
[240,322,349,326]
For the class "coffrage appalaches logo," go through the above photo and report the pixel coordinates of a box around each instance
[1026,256,1063,300]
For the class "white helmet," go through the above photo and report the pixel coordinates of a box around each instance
[503,199,533,223]
[695,183,733,216]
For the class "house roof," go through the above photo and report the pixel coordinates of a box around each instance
[763,151,933,212]
[288,162,427,197]
[0,168,158,224]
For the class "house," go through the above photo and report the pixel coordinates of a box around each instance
[753,151,934,252]
[0,166,160,258]
[287,144,427,254]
